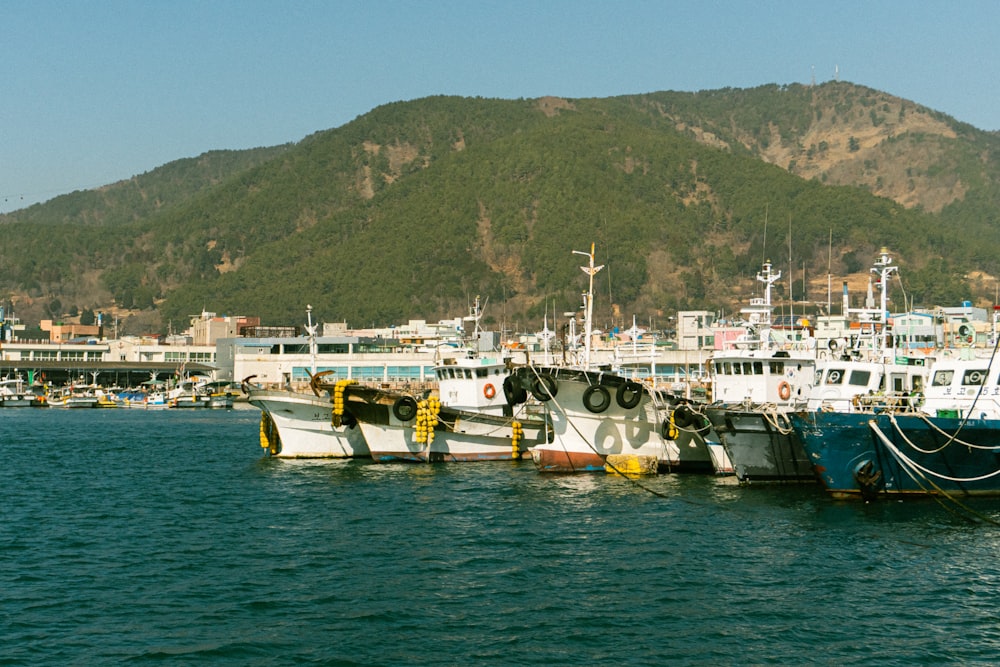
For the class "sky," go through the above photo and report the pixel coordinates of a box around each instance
[2,0,998,214]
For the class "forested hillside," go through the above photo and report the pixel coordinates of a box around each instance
[1,82,997,334]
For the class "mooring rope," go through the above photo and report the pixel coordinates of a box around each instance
[871,420,1000,484]
[869,419,1000,526]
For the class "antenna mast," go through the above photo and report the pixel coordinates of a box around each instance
[572,243,604,370]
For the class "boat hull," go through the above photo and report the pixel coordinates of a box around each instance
[705,440,736,475]
[791,411,1000,499]
[355,401,544,463]
[249,389,368,458]
[511,367,680,474]
[0,395,36,407]
[705,407,816,483]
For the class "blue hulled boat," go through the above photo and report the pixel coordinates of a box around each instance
[789,410,1000,499]
[792,340,1000,499]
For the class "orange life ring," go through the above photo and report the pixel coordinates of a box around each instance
[778,381,792,401]
[484,383,497,399]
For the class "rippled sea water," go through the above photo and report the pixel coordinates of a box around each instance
[3,406,1000,665]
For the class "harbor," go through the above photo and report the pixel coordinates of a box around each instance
[7,247,1000,506]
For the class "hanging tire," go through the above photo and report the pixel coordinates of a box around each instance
[616,381,642,409]
[530,373,558,401]
[582,385,611,413]
[673,405,691,428]
[392,396,418,422]
[503,376,527,406]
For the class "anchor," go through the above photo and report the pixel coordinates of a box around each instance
[853,460,883,501]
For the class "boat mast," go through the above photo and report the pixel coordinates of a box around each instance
[872,247,898,354]
[305,304,318,376]
[573,243,604,370]
[757,258,780,351]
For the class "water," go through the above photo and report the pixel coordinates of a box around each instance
[3,407,1000,665]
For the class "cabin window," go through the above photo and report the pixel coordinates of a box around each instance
[723,362,732,375]
[743,362,753,375]
[733,363,742,375]
[891,376,904,392]
[769,362,784,374]
[962,369,987,386]
[753,362,763,375]
[932,370,954,387]
[848,370,871,387]
[913,377,924,392]
[825,369,845,385]
[476,369,488,378]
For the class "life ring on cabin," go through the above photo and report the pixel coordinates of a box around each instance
[483,383,497,399]
[392,395,419,422]
[778,381,792,401]
[616,381,643,410]
[582,385,611,413]
[530,373,558,401]
[503,376,527,405]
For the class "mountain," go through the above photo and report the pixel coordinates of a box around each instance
[1,81,997,334]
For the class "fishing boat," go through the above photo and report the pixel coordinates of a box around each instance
[614,318,718,474]
[807,249,932,416]
[703,259,818,483]
[246,375,369,458]
[507,365,682,473]
[345,387,543,463]
[508,244,692,474]
[166,376,234,408]
[791,352,1000,499]
[326,345,547,463]
[0,375,44,407]
[119,389,170,409]
[244,307,370,458]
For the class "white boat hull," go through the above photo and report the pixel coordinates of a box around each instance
[359,408,542,463]
[249,389,368,458]
[515,368,679,473]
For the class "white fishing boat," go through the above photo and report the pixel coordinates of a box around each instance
[245,306,371,458]
[330,296,547,463]
[0,375,39,407]
[511,244,688,474]
[167,375,234,408]
[247,376,369,458]
[349,391,542,463]
[508,365,679,473]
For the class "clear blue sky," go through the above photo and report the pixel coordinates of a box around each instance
[2,0,998,214]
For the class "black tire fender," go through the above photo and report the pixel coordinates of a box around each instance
[615,380,642,409]
[530,373,558,401]
[503,375,528,406]
[582,384,611,413]
[392,396,418,422]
